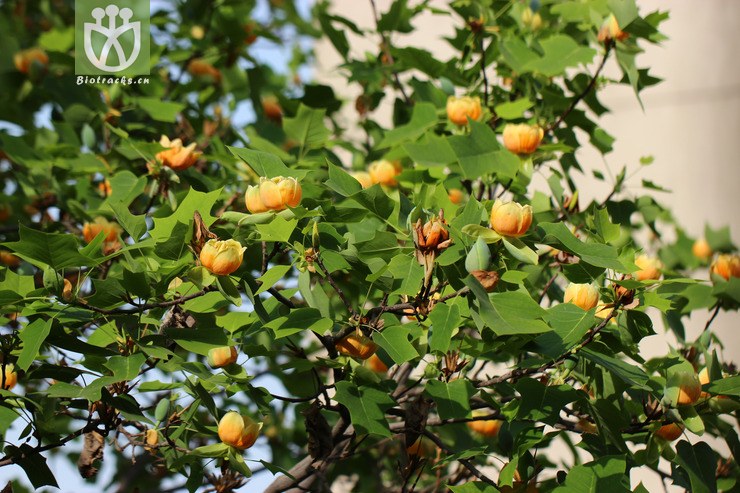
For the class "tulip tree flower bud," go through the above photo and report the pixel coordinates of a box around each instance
[245,185,269,213]
[448,188,464,205]
[446,96,482,126]
[564,283,600,311]
[259,176,302,211]
[666,367,702,406]
[207,346,238,368]
[62,279,73,301]
[465,238,492,273]
[466,410,503,437]
[156,136,202,171]
[1,364,17,390]
[262,96,283,123]
[351,171,373,189]
[489,200,533,238]
[82,217,123,244]
[13,48,49,74]
[368,160,402,187]
[710,254,740,281]
[691,238,712,261]
[145,428,159,452]
[218,411,262,450]
[0,251,21,268]
[597,14,629,44]
[199,239,246,276]
[655,423,684,442]
[502,124,544,155]
[366,353,388,373]
[335,330,378,360]
[521,7,542,30]
[634,254,662,281]
[187,58,221,83]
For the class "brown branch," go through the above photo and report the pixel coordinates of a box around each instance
[547,43,613,133]
[421,430,500,491]
[75,288,210,316]
[368,0,411,105]
[477,303,620,388]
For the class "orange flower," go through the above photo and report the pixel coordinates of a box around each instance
[564,283,600,311]
[13,48,48,74]
[1,364,17,390]
[489,200,532,238]
[0,251,21,268]
[366,353,388,373]
[710,254,740,281]
[406,436,437,458]
[262,96,283,123]
[0,203,11,222]
[82,217,123,244]
[336,330,378,360]
[368,159,402,187]
[634,254,663,281]
[691,238,712,261]
[156,136,201,171]
[62,279,73,301]
[218,411,262,450]
[145,428,159,452]
[200,239,246,276]
[245,185,269,213]
[503,124,544,155]
[466,411,502,437]
[259,176,302,211]
[446,96,482,126]
[207,346,238,368]
[597,14,629,44]
[670,370,702,406]
[413,216,450,252]
[188,58,221,82]
[351,171,373,189]
[655,423,683,442]
[448,188,464,205]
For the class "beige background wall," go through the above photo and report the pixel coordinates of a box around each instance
[316,1,740,491]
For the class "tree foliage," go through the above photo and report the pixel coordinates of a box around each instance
[0,0,738,492]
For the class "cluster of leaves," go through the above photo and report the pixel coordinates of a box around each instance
[0,0,738,492]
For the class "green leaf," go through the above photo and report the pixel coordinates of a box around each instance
[5,225,92,269]
[466,279,550,335]
[165,327,230,356]
[283,104,330,153]
[536,303,594,357]
[593,207,620,244]
[378,103,438,148]
[190,442,230,458]
[608,0,639,28]
[552,455,630,493]
[334,381,395,437]
[17,319,52,371]
[494,98,533,120]
[424,379,474,420]
[356,231,401,262]
[326,162,362,197]
[255,264,292,295]
[404,133,457,166]
[351,185,397,223]
[104,353,147,381]
[256,216,298,243]
[150,187,221,242]
[0,269,35,304]
[108,199,147,240]
[674,441,718,493]
[448,482,498,493]
[12,444,59,488]
[429,303,461,354]
[515,378,579,424]
[502,237,538,265]
[528,35,597,77]
[539,222,630,271]
[134,97,185,123]
[580,348,651,390]
[388,255,425,296]
[449,122,519,180]
[228,146,303,179]
[264,308,332,339]
[706,375,740,397]
[461,225,502,244]
[373,325,419,364]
